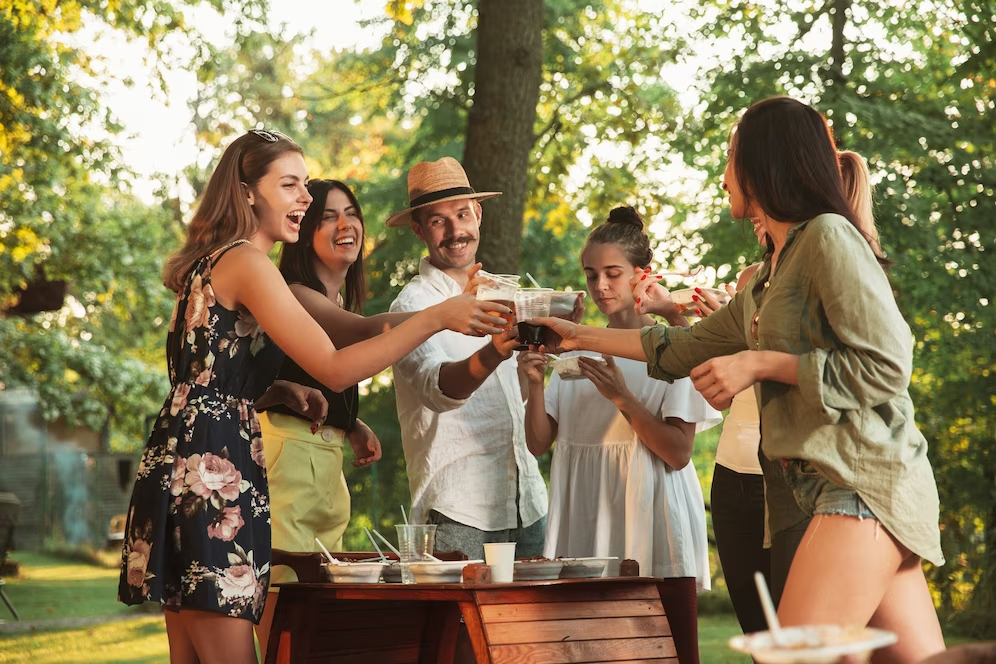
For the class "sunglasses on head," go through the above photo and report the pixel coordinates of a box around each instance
[239,129,289,181]
[247,128,287,142]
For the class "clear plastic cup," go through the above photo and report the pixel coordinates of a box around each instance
[476,272,520,330]
[395,524,437,585]
[514,288,553,349]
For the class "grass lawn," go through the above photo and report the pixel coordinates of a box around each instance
[0,548,750,663]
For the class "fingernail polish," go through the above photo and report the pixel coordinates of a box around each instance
[636,297,641,304]
[311,425,318,435]
[641,274,647,281]
[692,295,699,302]
[695,309,702,315]
[694,287,702,294]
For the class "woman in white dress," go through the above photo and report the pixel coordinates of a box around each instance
[519,206,721,588]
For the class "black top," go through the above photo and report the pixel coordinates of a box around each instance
[267,285,359,431]
[268,358,359,431]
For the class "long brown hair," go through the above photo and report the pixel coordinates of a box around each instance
[278,179,367,313]
[163,131,305,292]
[731,96,886,266]
[838,150,886,262]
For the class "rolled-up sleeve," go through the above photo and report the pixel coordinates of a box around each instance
[393,336,470,413]
[797,222,913,421]
[641,293,749,381]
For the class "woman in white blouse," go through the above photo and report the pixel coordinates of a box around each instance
[518,206,721,587]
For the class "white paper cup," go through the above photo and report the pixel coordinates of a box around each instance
[484,542,516,583]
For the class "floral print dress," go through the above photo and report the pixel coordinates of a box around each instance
[118,240,285,623]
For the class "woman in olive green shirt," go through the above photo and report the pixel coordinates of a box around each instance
[538,97,944,661]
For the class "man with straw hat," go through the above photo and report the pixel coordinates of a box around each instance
[388,157,547,560]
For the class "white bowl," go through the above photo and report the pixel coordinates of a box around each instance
[551,355,606,380]
[558,557,614,579]
[513,559,564,581]
[669,288,730,317]
[321,561,387,584]
[407,559,483,584]
[729,625,898,664]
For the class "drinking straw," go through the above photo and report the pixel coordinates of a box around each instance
[363,527,388,563]
[754,571,787,646]
[315,536,338,565]
[525,272,542,288]
[371,528,403,558]
[401,505,409,525]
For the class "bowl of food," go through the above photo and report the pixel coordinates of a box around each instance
[558,557,614,579]
[407,559,483,584]
[321,561,387,584]
[382,561,403,583]
[669,288,730,317]
[729,625,897,664]
[550,355,607,381]
[513,557,565,581]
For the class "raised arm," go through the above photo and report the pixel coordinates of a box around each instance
[217,248,506,393]
[289,284,415,347]
[517,350,557,455]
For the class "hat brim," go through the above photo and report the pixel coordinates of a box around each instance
[386,191,502,228]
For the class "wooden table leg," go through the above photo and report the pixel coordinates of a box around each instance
[421,601,463,664]
[458,600,492,664]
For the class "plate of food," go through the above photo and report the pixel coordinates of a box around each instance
[407,559,484,584]
[513,557,565,581]
[558,556,615,579]
[729,625,897,664]
[321,561,387,584]
[669,288,730,317]
[550,355,607,381]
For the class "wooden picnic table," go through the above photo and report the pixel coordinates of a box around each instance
[264,558,698,664]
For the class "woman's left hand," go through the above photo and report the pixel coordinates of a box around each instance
[689,351,759,410]
[263,380,329,430]
[580,355,630,404]
[347,420,382,468]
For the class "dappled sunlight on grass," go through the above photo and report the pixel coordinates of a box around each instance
[0,616,169,663]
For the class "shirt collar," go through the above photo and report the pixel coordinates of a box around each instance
[417,256,464,297]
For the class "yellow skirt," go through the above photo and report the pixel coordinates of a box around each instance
[261,411,351,584]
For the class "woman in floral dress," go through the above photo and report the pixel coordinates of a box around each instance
[118,130,510,664]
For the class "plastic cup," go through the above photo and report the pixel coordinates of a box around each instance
[514,288,552,350]
[484,542,516,583]
[476,273,520,330]
[395,524,437,585]
[549,290,586,323]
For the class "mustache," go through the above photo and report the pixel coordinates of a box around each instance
[441,235,476,248]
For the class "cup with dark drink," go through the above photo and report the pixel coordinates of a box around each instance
[514,288,552,350]
[476,272,520,330]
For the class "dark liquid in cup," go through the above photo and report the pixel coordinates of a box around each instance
[516,322,546,350]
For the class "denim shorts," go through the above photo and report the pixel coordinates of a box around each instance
[780,459,877,520]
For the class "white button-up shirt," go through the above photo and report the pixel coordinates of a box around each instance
[389,257,548,531]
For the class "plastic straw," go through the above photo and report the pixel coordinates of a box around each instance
[754,571,787,646]
[363,527,388,563]
[401,505,409,525]
[371,528,402,558]
[315,536,338,565]
[525,272,542,288]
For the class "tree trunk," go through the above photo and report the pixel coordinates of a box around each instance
[828,0,850,83]
[463,0,544,274]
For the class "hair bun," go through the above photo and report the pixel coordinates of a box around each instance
[607,206,644,228]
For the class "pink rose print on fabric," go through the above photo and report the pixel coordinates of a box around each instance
[185,274,216,335]
[170,456,187,497]
[127,539,152,591]
[217,563,257,601]
[207,506,245,541]
[251,440,265,469]
[184,453,242,503]
[169,383,191,416]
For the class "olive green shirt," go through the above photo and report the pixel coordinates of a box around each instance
[640,214,943,566]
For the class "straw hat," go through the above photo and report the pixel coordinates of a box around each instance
[385,157,501,228]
